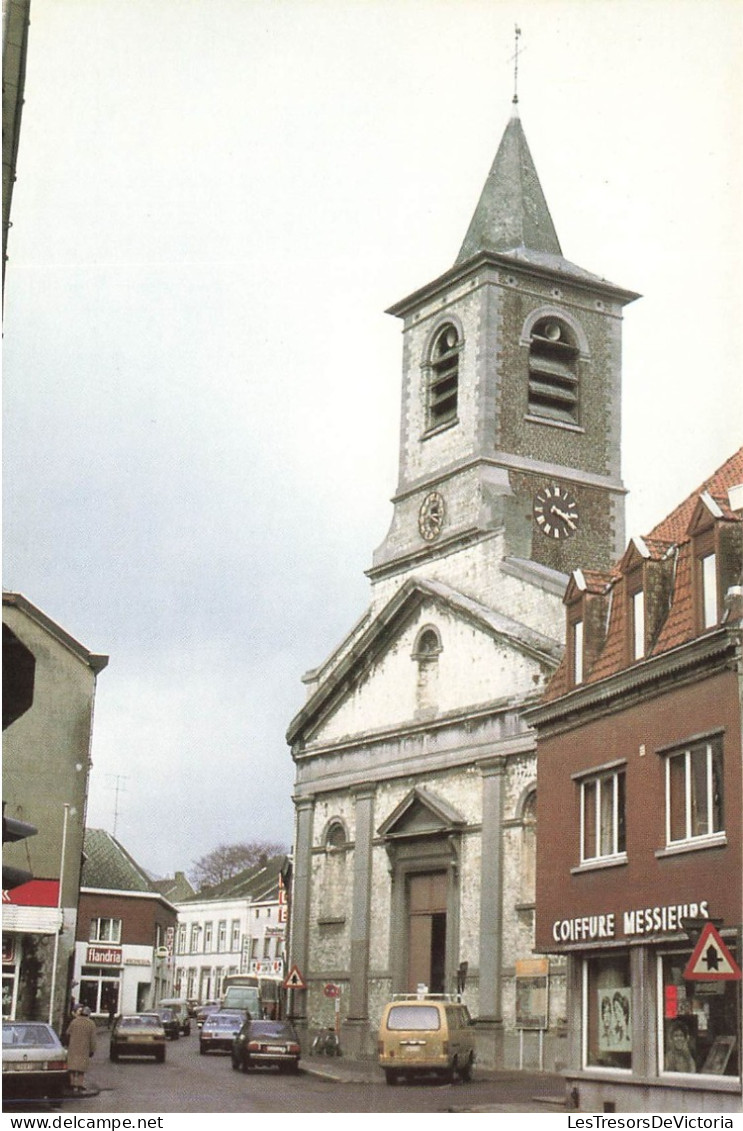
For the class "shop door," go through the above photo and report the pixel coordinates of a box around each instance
[407,872,447,994]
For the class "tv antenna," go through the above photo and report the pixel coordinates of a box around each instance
[107,774,129,838]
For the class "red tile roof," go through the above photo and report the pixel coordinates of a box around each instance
[543,447,743,701]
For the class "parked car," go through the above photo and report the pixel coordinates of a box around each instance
[2,1020,68,1100]
[231,1019,301,1074]
[109,1014,167,1062]
[157,998,191,1036]
[195,1002,220,1030]
[199,1010,243,1055]
[143,1008,180,1041]
[377,997,475,1084]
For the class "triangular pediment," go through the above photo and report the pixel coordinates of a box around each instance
[286,578,561,746]
[378,787,465,840]
[687,492,724,537]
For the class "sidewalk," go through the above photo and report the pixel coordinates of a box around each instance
[303,1052,568,1112]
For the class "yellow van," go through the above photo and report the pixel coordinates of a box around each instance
[377,996,475,1084]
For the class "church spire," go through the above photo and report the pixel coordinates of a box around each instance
[455,107,562,265]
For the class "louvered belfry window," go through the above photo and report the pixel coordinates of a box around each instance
[427,324,459,430]
[528,317,579,424]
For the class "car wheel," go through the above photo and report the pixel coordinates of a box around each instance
[155,1049,165,1063]
[384,1069,399,1085]
[241,1056,251,1073]
[185,1025,191,1036]
[199,1043,206,1055]
[109,1049,119,1062]
[459,1053,474,1082]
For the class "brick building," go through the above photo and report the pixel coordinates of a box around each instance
[287,103,638,1067]
[73,829,177,1017]
[528,448,743,1111]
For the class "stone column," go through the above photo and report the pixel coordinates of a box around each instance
[478,758,505,1032]
[344,785,375,1053]
[289,795,314,1023]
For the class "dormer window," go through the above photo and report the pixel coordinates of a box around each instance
[527,316,579,425]
[700,552,718,628]
[571,617,584,685]
[426,324,459,432]
[626,568,645,661]
[631,588,645,659]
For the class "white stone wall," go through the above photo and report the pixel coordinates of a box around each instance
[311,599,548,747]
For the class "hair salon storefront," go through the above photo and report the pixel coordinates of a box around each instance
[550,897,741,1113]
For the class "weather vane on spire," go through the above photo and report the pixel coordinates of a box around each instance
[512,24,522,105]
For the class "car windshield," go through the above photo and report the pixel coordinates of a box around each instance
[159,1010,174,1020]
[3,1023,57,1048]
[386,1005,441,1031]
[120,1016,159,1029]
[248,1022,295,1039]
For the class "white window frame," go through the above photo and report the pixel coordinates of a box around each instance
[664,739,724,848]
[89,917,122,943]
[572,619,584,684]
[578,766,627,865]
[631,589,645,659]
[231,920,241,951]
[701,552,718,628]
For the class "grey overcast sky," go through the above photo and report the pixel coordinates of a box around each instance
[3,0,741,880]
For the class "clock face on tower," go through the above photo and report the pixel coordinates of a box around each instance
[418,491,446,542]
[533,484,579,540]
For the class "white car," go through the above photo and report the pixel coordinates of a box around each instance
[2,1020,68,1100]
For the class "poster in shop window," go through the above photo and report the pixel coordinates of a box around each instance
[598,987,632,1051]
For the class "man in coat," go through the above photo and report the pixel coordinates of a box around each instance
[66,1006,97,1092]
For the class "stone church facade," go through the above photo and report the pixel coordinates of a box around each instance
[287,104,638,1069]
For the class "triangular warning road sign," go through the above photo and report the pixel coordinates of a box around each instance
[684,922,742,981]
[283,963,307,990]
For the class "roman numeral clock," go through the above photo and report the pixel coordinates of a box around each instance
[533,484,579,541]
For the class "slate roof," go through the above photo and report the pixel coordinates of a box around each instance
[544,447,743,701]
[183,854,288,904]
[81,828,157,893]
[456,108,562,263]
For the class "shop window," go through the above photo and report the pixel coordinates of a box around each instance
[665,737,723,847]
[79,965,121,1016]
[425,324,460,432]
[89,917,121,943]
[660,950,739,1077]
[528,316,580,425]
[579,767,626,863]
[583,953,632,1069]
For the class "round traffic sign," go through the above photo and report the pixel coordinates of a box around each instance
[323,983,340,999]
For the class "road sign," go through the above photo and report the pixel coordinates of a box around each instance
[283,964,307,990]
[323,983,340,999]
[684,923,742,981]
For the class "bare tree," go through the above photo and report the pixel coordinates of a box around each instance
[190,841,286,891]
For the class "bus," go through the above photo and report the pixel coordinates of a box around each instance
[221,974,284,1019]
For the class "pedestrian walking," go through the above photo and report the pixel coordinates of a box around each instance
[66,1006,97,1092]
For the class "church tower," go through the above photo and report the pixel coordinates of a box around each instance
[369,105,638,607]
[288,97,640,1071]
